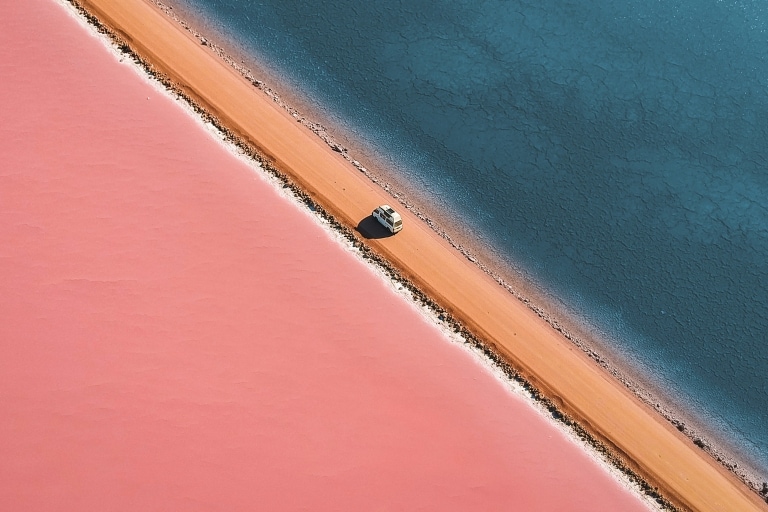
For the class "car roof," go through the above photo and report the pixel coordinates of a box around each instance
[375,204,402,225]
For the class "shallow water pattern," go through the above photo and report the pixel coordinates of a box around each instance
[0,1,651,509]
[181,0,768,469]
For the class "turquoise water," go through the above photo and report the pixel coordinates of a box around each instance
[177,0,768,473]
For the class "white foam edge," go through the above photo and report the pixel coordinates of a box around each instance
[54,0,662,507]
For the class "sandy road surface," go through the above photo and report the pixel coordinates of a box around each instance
[74,0,766,509]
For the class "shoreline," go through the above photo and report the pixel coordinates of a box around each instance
[66,0,768,509]
[7,0,659,506]
[140,0,768,491]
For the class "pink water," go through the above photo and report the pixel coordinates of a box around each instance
[0,1,650,510]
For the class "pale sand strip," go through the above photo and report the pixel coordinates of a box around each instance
[73,0,765,509]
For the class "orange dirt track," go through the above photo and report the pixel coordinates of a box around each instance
[74,0,766,510]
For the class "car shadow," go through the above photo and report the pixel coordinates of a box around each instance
[356,215,394,239]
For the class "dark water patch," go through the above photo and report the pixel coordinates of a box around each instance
[175,0,768,477]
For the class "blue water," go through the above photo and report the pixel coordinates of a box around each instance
[177,0,768,473]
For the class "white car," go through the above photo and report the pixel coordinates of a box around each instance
[372,204,403,234]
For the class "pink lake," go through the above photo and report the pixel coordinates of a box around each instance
[0,1,651,510]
